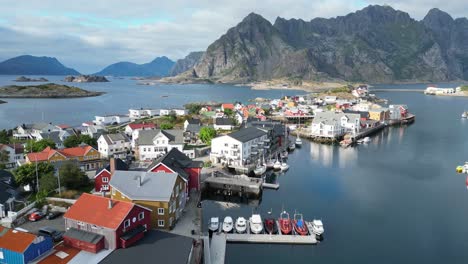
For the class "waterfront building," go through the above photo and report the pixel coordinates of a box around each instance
[159,109,187,116]
[110,171,187,229]
[94,114,130,126]
[63,193,151,252]
[129,108,159,119]
[311,112,361,138]
[368,108,390,121]
[13,122,58,140]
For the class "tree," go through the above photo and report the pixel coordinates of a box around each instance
[80,135,97,146]
[223,108,234,117]
[39,173,58,193]
[13,162,55,190]
[59,162,89,189]
[199,127,216,145]
[160,123,174,130]
[25,139,56,153]
[63,135,81,148]
[187,104,202,115]
[0,129,9,144]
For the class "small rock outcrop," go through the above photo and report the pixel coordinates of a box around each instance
[64,75,109,83]
[14,76,49,82]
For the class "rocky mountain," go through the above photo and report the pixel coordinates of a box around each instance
[169,51,204,76]
[95,56,175,77]
[0,55,80,75]
[191,5,468,83]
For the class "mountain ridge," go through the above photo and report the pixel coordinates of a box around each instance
[0,55,80,75]
[95,56,175,76]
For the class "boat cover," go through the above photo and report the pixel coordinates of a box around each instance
[297,220,304,227]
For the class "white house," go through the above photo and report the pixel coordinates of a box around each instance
[81,125,107,139]
[214,118,235,131]
[14,123,58,139]
[124,123,156,136]
[424,86,455,95]
[97,132,131,158]
[129,108,159,119]
[136,129,186,161]
[183,118,201,131]
[94,114,130,126]
[0,144,25,168]
[324,96,337,104]
[311,112,361,138]
[160,109,187,116]
[234,111,244,125]
[210,127,268,166]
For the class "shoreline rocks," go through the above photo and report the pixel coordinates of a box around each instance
[64,75,109,83]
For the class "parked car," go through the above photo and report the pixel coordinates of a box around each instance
[28,212,44,222]
[46,211,62,220]
[38,226,63,242]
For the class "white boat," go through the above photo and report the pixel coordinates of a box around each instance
[311,219,324,236]
[254,163,267,176]
[288,125,297,131]
[222,216,234,233]
[235,217,247,233]
[266,159,275,169]
[289,142,296,150]
[249,214,263,234]
[280,151,288,159]
[280,162,289,171]
[362,137,370,143]
[273,160,282,170]
[295,137,302,147]
[209,217,219,232]
[462,111,467,118]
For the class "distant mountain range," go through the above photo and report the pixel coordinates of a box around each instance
[169,51,204,76]
[94,56,175,77]
[189,5,468,83]
[0,55,80,75]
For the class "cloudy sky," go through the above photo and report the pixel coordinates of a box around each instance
[0,0,466,73]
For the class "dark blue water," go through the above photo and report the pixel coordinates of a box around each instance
[202,83,468,264]
[0,75,304,129]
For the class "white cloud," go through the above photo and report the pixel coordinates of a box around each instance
[0,0,465,73]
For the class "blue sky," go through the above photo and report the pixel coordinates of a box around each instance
[0,0,465,73]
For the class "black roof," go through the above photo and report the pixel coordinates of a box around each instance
[0,170,16,187]
[228,127,267,143]
[147,148,203,180]
[64,228,104,244]
[186,118,201,125]
[100,230,193,264]
[95,158,129,175]
[215,118,234,126]
[343,109,369,119]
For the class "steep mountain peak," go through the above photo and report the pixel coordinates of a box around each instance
[150,56,172,64]
[423,8,454,25]
[350,5,412,23]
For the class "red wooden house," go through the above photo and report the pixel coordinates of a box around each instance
[63,193,151,252]
[94,158,129,192]
[147,148,203,193]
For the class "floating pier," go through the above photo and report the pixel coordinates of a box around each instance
[262,182,280,189]
[204,172,263,197]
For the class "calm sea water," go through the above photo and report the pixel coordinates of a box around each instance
[201,83,468,264]
[0,75,304,129]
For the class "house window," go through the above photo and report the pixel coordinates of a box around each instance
[124,219,130,228]
[158,208,164,215]
[77,221,85,227]
[157,140,159,144]
[224,143,228,147]
[158,220,165,227]
[102,177,109,183]
[138,212,145,220]
[143,148,146,152]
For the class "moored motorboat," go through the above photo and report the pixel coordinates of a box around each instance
[462,111,467,118]
[311,219,324,236]
[209,217,219,232]
[292,213,309,236]
[235,217,247,233]
[280,161,289,171]
[280,151,288,159]
[295,136,302,147]
[363,137,370,143]
[278,211,292,235]
[289,142,296,151]
[264,218,278,234]
[273,160,282,170]
[254,163,267,176]
[222,216,234,233]
[249,214,263,234]
[266,159,275,169]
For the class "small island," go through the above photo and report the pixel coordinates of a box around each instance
[64,75,109,83]
[14,76,49,82]
[0,83,105,98]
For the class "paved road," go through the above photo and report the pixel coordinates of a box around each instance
[18,215,65,234]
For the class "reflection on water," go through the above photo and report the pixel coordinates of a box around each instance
[309,143,357,168]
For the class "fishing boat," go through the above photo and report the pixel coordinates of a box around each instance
[278,211,292,235]
[311,219,324,236]
[292,213,309,236]
[254,158,267,176]
[209,217,219,232]
[280,161,289,171]
[363,137,370,143]
[249,214,263,234]
[273,159,282,170]
[222,216,234,233]
[456,162,468,173]
[235,217,247,234]
[264,218,278,234]
[280,150,288,159]
[289,142,296,151]
[462,111,468,118]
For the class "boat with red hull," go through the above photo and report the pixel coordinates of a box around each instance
[264,218,278,234]
[293,213,309,236]
[278,211,292,235]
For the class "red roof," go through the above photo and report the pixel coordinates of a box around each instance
[0,226,38,253]
[222,103,234,110]
[128,123,156,130]
[27,145,95,162]
[64,193,136,230]
[56,124,70,129]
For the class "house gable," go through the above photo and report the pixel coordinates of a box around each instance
[148,163,176,174]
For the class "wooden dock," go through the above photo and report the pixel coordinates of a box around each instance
[204,173,263,196]
[226,233,317,244]
[210,233,227,264]
[262,182,280,189]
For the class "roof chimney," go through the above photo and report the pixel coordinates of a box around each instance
[134,175,141,187]
[110,157,116,175]
[108,199,113,209]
